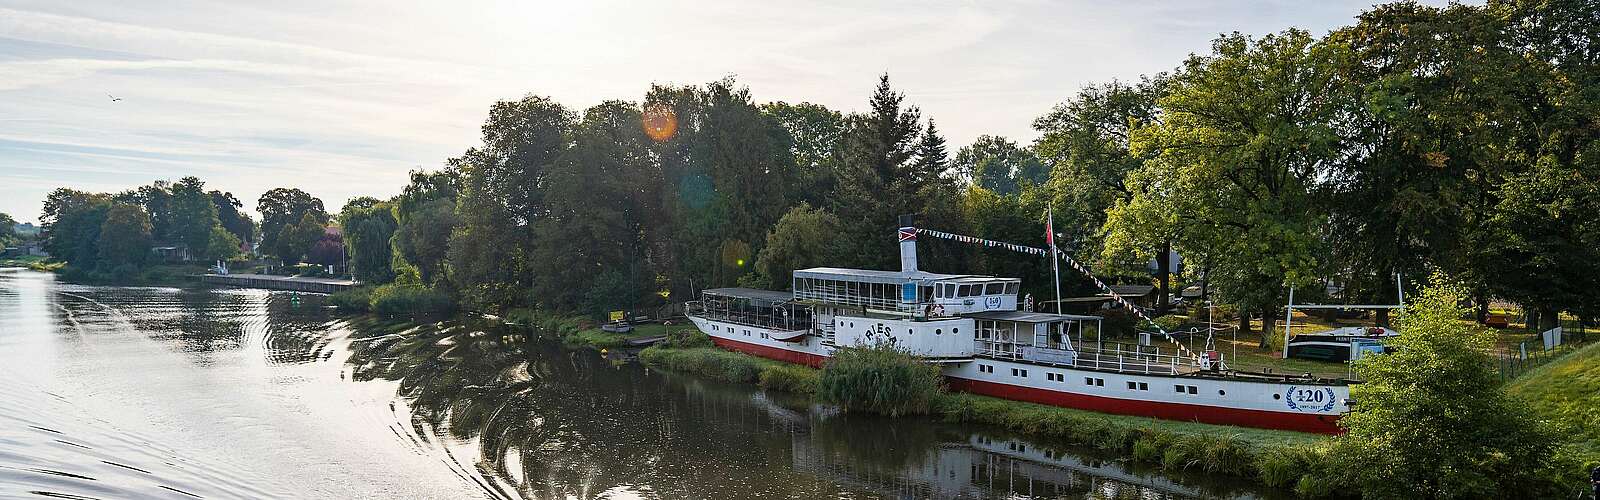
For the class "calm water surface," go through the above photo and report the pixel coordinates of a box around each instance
[0,269,1274,499]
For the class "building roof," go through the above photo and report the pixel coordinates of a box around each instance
[1106,284,1155,297]
[702,287,794,302]
[964,310,1103,322]
[793,267,983,285]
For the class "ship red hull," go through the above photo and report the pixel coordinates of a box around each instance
[710,336,829,368]
[946,377,1343,434]
[710,335,1342,434]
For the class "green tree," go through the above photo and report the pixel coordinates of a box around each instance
[1112,30,1347,339]
[953,135,1046,195]
[763,101,845,207]
[276,212,326,265]
[530,100,655,312]
[912,119,950,178]
[209,191,255,247]
[394,198,459,287]
[169,176,220,259]
[1327,273,1563,498]
[0,212,16,248]
[96,203,152,268]
[40,188,112,265]
[257,188,327,262]
[832,74,926,270]
[752,203,846,290]
[205,225,241,261]
[340,199,398,284]
[1033,77,1167,271]
[449,94,574,310]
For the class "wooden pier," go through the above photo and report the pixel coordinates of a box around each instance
[201,273,359,293]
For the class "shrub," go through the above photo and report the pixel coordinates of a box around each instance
[329,287,373,311]
[660,325,713,349]
[817,341,943,417]
[369,283,454,316]
[1095,308,1137,337]
[1256,446,1324,489]
[638,347,766,384]
[1151,314,1185,333]
[758,364,819,394]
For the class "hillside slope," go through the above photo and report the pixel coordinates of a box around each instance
[1506,341,1600,462]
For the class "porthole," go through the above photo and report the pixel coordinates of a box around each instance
[1218,390,1226,396]
[935,329,942,335]
[1272,393,1281,400]
[953,328,959,334]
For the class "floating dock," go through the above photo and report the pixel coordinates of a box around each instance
[201,273,359,293]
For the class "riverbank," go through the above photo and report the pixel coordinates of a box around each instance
[13,261,210,287]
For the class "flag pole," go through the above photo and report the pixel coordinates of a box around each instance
[1049,206,1062,315]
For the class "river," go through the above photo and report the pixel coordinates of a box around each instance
[0,268,1275,499]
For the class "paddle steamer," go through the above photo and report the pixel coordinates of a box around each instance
[686,223,1351,433]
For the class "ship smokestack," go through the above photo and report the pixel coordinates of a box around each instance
[898,214,918,274]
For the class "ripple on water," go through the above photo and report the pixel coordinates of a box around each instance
[0,384,282,499]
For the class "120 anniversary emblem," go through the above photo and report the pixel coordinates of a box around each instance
[1284,386,1338,412]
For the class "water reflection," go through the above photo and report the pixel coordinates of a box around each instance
[0,269,1273,499]
[343,317,1270,499]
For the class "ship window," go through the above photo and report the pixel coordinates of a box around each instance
[1005,283,1019,294]
[952,328,959,334]
[935,329,942,335]
[958,285,973,297]
[1011,368,1019,376]
[1188,386,1198,394]
[1218,390,1226,396]
[1139,382,1149,391]
[1096,378,1104,386]
[1085,377,1095,385]
[1175,385,1186,393]
[985,283,1004,295]
[1273,393,1281,400]
[1128,381,1137,390]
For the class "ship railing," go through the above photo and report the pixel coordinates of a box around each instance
[977,341,1191,375]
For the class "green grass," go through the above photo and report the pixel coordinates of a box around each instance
[1506,341,1600,465]
[638,346,818,394]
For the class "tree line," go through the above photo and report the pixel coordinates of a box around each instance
[35,177,255,275]
[32,0,1597,329]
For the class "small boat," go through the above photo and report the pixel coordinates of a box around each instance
[1286,326,1396,362]
[600,321,633,334]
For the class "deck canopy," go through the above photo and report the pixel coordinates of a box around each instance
[702,287,793,303]
[792,267,988,312]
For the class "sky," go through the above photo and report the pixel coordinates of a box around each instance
[0,0,1419,225]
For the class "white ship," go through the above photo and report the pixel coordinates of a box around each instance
[686,222,1350,434]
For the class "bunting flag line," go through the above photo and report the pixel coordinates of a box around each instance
[914,227,1206,364]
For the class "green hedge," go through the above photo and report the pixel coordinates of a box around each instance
[328,286,373,311]
[369,283,454,316]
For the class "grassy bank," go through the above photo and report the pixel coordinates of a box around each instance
[38,262,209,287]
[637,343,1330,487]
[1506,341,1600,466]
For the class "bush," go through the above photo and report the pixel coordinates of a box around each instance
[1095,308,1137,337]
[660,325,713,349]
[817,341,943,417]
[291,263,328,277]
[369,283,454,316]
[639,347,765,384]
[1151,314,1185,333]
[758,364,819,394]
[1256,445,1325,489]
[329,287,373,312]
